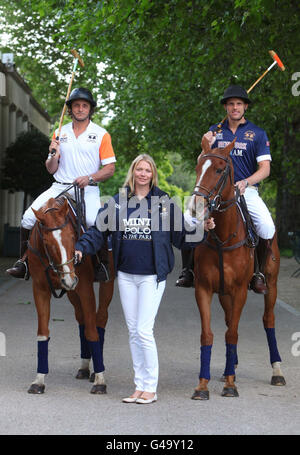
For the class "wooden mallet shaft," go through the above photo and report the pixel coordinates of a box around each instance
[55,50,85,141]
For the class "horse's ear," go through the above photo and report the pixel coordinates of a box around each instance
[61,197,69,215]
[201,135,211,154]
[222,138,236,157]
[32,207,42,222]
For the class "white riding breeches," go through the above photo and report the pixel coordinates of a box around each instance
[117,272,166,393]
[21,182,101,229]
[243,186,275,240]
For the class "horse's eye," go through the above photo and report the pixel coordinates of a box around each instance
[216,169,223,174]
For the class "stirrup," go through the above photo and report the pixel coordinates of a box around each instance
[6,259,30,280]
[249,272,268,294]
[175,268,194,287]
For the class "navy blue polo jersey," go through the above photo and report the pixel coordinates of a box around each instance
[118,192,156,275]
[209,119,271,185]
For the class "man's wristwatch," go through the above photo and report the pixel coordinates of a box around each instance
[88,175,96,185]
[243,179,249,188]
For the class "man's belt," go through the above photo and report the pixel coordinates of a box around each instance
[54,180,97,186]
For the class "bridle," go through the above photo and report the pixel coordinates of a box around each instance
[37,209,76,276]
[28,206,77,298]
[28,186,87,298]
[192,152,245,295]
[192,153,238,213]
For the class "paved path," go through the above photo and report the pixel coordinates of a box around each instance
[0,250,299,436]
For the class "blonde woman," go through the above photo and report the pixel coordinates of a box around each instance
[75,154,214,403]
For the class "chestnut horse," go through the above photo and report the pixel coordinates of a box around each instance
[27,196,114,394]
[190,137,285,400]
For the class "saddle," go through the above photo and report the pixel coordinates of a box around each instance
[59,192,111,283]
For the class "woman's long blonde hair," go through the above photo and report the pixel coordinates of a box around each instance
[123,154,158,193]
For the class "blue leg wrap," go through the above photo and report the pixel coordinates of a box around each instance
[88,340,105,373]
[97,326,105,370]
[79,324,91,359]
[199,345,212,380]
[37,337,50,374]
[224,343,237,376]
[265,328,281,364]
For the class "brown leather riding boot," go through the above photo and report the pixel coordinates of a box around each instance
[249,237,273,295]
[6,227,31,280]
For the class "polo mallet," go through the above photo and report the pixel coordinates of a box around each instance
[215,50,285,132]
[51,49,85,154]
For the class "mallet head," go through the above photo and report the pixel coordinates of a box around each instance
[269,50,285,71]
[71,49,85,68]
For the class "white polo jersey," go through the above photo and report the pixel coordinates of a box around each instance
[53,121,116,183]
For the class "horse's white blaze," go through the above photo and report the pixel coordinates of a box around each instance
[189,159,212,218]
[198,158,212,184]
[52,229,74,287]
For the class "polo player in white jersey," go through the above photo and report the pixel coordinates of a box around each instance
[7,87,116,279]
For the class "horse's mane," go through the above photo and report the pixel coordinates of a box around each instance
[42,196,67,214]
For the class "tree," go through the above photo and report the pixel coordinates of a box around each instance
[1,130,53,212]
[1,0,299,246]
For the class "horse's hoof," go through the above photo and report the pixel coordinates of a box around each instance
[191,389,209,400]
[27,383,45,394]
[89,372,95,383]
[76,368,90,380]
[221,386,239,397]
[271,375,286,386]
[90,384,107,394]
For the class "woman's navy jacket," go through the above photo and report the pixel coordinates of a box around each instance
[75,186,206,283]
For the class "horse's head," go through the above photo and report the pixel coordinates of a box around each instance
[189,136,236,220]
[32,197,78,291]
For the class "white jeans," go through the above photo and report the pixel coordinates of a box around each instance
[21,182,101,229]
[244,187,275,239]
[117,271,166,393]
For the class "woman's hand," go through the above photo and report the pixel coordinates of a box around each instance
[204,217,215,231]
[74,250,83,264]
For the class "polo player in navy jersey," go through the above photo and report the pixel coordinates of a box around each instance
[176,85,275,294]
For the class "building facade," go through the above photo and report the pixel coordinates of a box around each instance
[0,59,51,254]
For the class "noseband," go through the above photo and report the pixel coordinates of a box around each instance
[192,154,237,212]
